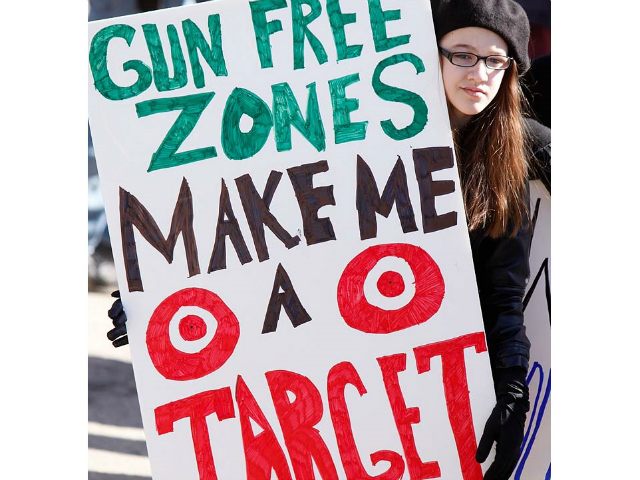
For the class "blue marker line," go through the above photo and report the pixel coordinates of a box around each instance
[515,367,551,479]
[519,363,544,456]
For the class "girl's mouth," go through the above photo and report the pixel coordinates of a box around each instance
[462,87,486,97]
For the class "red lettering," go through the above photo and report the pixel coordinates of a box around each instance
[236,375,293,480]
[146,288,240,380]
[149,335,492,480]
[327,362,404,480]
[413,332,488,480]
[154,388,235,480]
[266,370,339,480]
[377,353,441,479]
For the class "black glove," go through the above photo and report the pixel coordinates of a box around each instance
[476,367,530,480]
[106,290,129,348]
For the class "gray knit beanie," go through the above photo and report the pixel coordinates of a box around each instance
[431,0,531,73]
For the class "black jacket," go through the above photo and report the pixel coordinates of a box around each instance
[526,117,551,192]
[469,117,551,372]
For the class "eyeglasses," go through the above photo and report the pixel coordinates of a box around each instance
[439,47,512,70]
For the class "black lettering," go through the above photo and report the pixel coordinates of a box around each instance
[262,264,312,333]
[287,160,336,245]
[208,179,253,272]
[119,177,200,292]
[413,147,457,233]
[356,154,418,240]
[235,172,301,262]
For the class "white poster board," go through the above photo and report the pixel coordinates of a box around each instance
[88,2,496,479]
[511,180,551,479]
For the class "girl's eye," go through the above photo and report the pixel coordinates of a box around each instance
[452,53,476,65]
[487,56,508,68]
[454,53,473,61]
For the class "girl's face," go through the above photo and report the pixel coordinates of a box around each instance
[439,27,509,128]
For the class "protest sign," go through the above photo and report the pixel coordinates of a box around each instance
[88,1,496,478]
[512,180,551,480]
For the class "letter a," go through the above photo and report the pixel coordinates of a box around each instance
[262,264,312,333]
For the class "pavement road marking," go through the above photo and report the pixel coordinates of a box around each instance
[88,421,147,441]
[89,448,152,477]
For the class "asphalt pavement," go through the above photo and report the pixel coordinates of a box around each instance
[88,285,152,480]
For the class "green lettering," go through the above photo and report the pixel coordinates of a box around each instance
[367,0,410,52]
[136,92,217,172]
[329,73,367,144]
[222,88,274,160]
[89,24,152,100]
[250,0,287,68]
[291,0,328,69]
[327,0,362,61]
[272,82,326,152]
[372,53,428,140]
[182,15,228,89]
[142,23,188,92]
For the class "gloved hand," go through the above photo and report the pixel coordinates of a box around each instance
[476,367,530,480]
[106,290,129,348]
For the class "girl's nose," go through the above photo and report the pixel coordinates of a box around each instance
[467,61,489,82]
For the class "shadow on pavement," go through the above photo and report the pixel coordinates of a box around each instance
[88,357,143,428]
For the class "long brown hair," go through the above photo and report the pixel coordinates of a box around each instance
[454,64,530,238]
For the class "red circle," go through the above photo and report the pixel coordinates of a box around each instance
[337,243,445,334]
[178,314,208,341]
[377,271,405,297]
[146,288,239,381]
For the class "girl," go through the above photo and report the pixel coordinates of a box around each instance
[430,0,551,478]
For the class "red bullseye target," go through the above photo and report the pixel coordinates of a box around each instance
[377,271,405,297]
[178,314,208,341]
[337,243,445,334]
[147,288,239,381]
